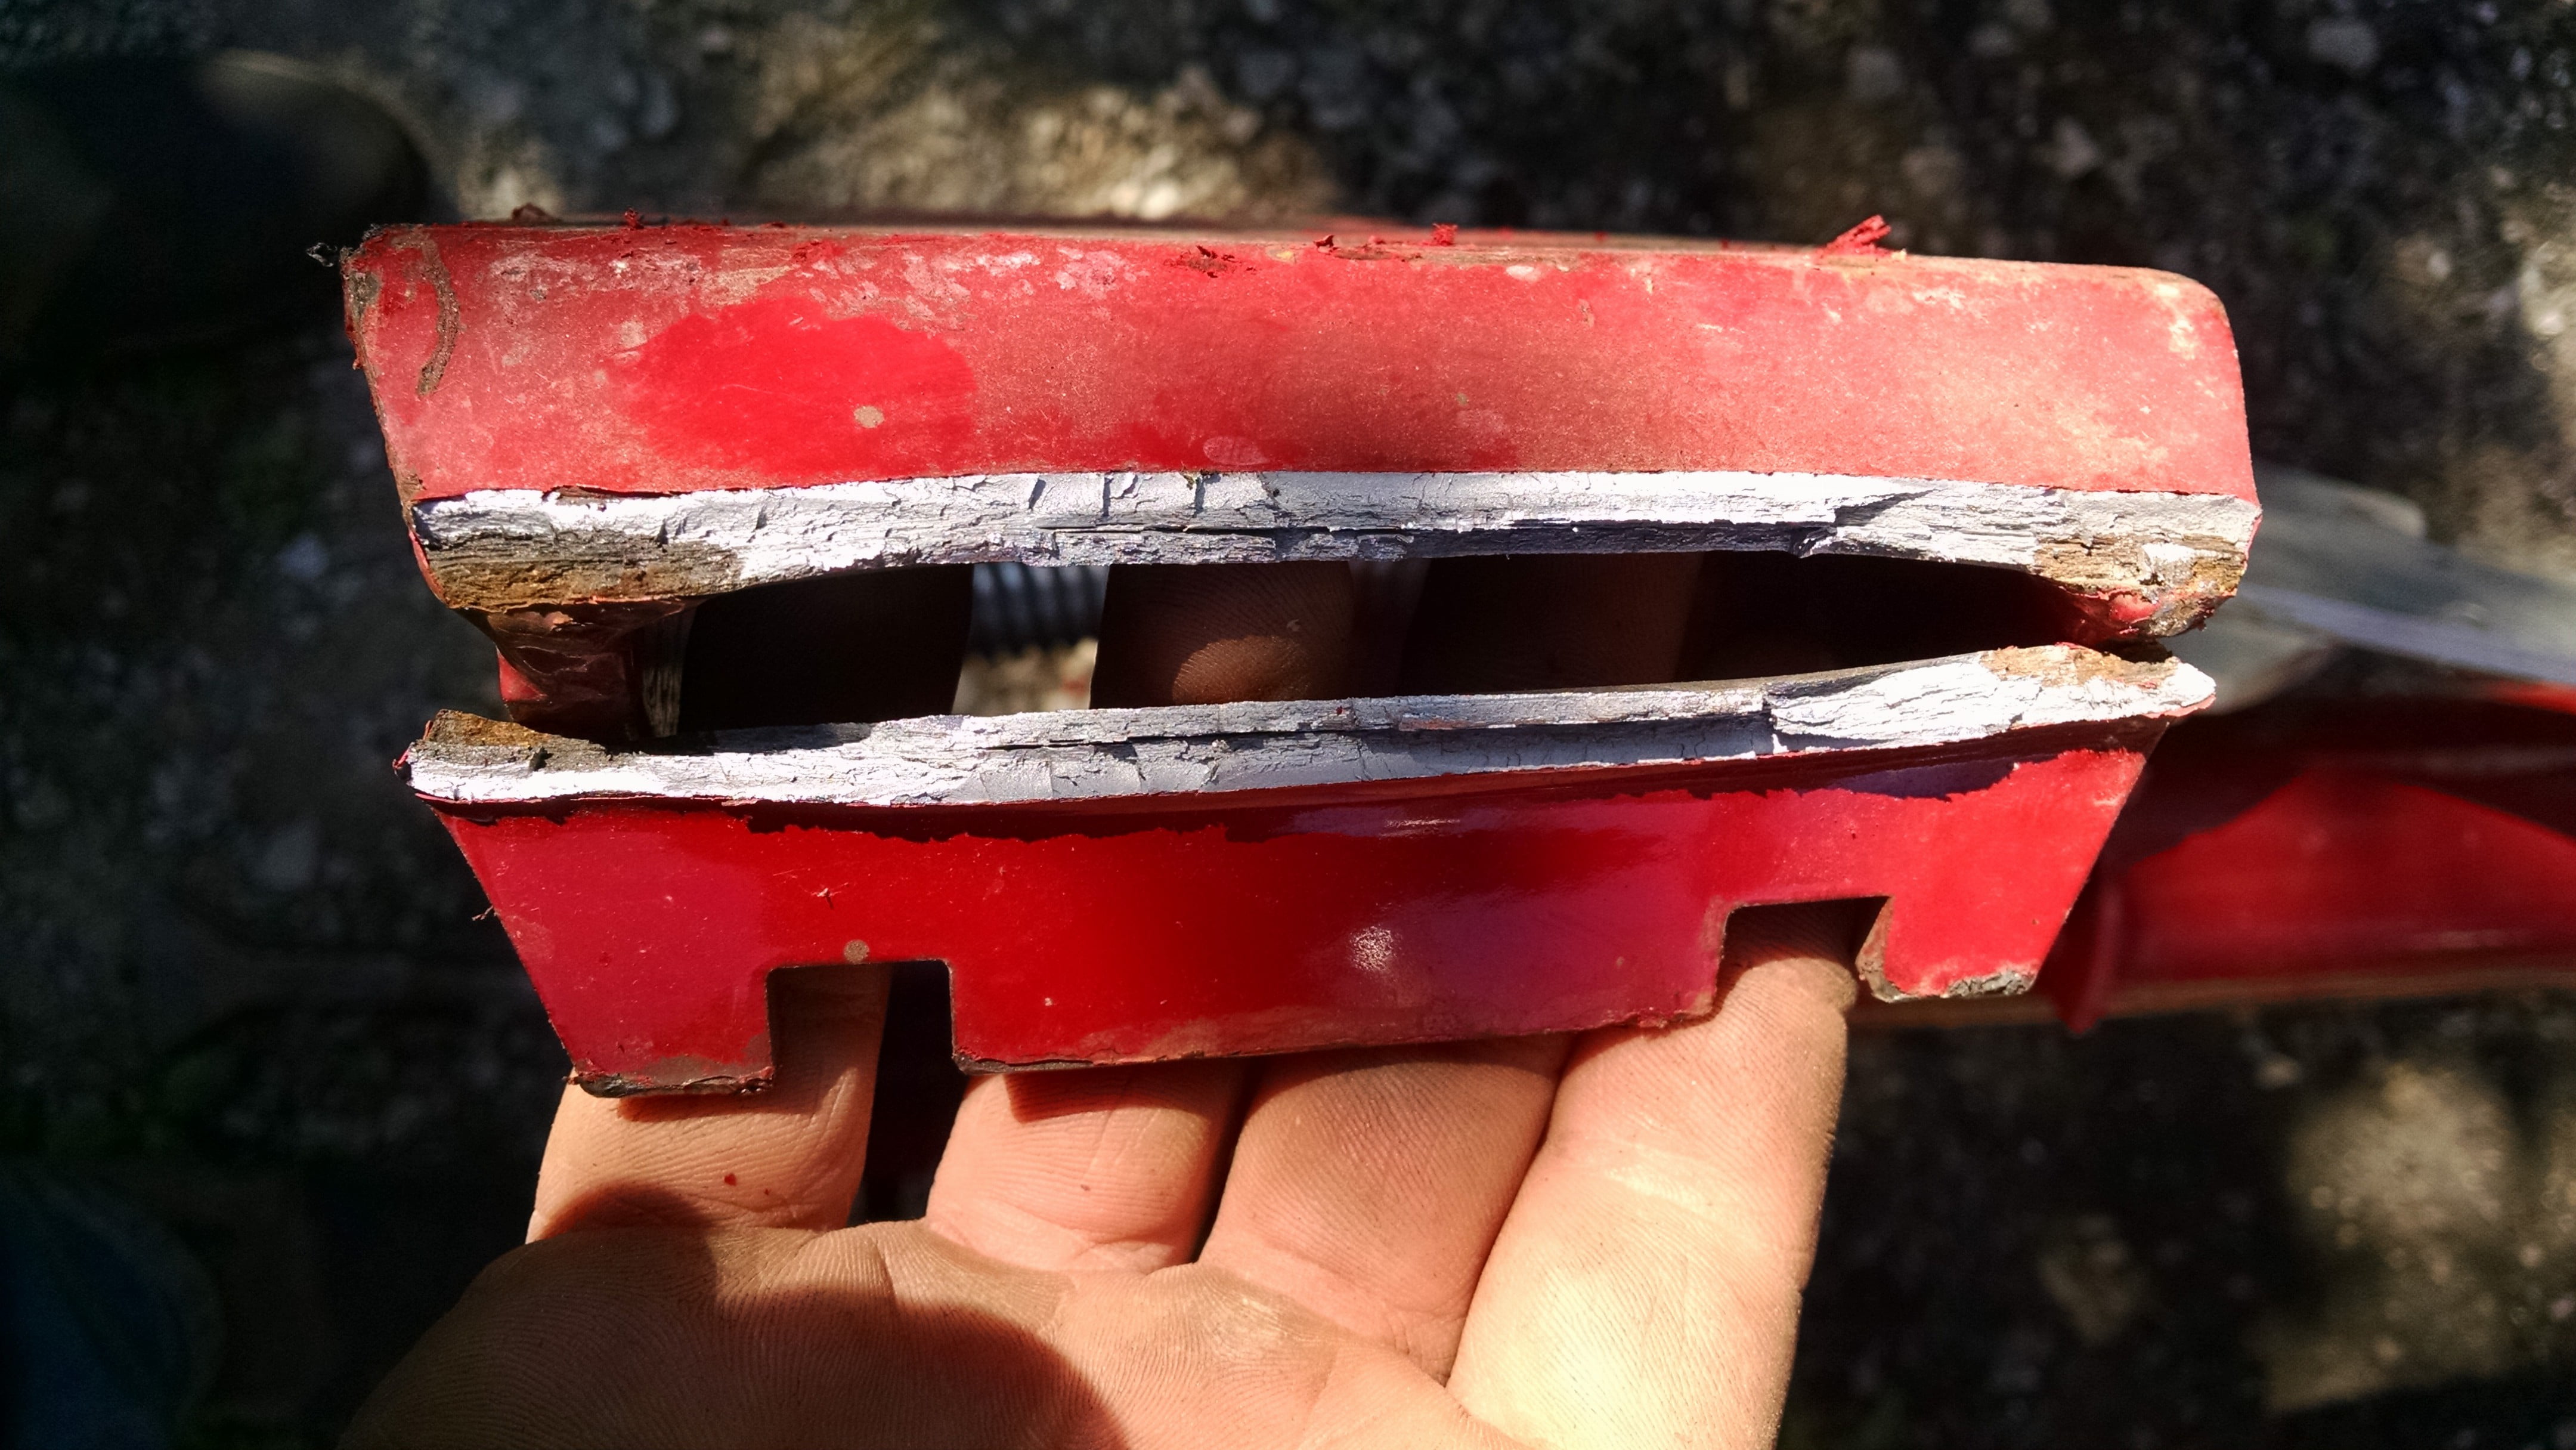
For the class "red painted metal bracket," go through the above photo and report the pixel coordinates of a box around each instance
[345,221,2259,1091]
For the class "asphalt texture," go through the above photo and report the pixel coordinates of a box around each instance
[5,0,2576,1443]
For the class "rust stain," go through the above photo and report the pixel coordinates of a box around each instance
[1854,934,2039,1004]
[423,709,557,749]
[1175,244,1243,277]
[576,1060,776,1097]
[392,231,462,398]
[469,599,695,740]
[340,266,380,342]
[2030,535,2246,635]
[1909,966,2042,1001]
[1981,644,2175,689]
[952,1050,1104,1073]
[962,988,1727,1072]
[418,527,747,613]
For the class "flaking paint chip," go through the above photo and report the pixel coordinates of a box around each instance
[853,405,885,428]
[843,939,871,964]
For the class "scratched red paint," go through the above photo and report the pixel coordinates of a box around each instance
[434,739,2147,1086]
[345,224,2256,503]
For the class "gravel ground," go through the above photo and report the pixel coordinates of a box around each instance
[6,0,2576,1443]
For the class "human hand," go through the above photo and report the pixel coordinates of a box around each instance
[345,908,1854,1449]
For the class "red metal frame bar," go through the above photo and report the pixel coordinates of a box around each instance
[2037,695,2576,1027]
[436,728,2154,1088]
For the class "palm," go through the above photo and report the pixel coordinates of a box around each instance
[348,923,1851,1449]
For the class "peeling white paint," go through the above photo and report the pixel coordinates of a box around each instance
[411,468,2258,623]
[1763,655,2205,743]
[405,645,2213,808]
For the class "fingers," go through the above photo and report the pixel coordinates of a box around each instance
[1398,553,1704,693]
[1089,561,1355,706]
[1445,909,1858,1450]
[927,558,1342,1270]
[352,1220,1487,1450]
[923,1061,1247,1273]
[1195,1035,1567,1378]
[528,967,888,1239]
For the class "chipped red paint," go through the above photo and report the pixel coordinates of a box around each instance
[345,222,2254,505]
[1822,214,1895,256]
[436,734,2151,1088]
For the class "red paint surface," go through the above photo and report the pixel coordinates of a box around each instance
[2040,700,2576,1025]
[435,738,2147,1086]
[346,224,2255,505]
[2117,772,2576,979]
[620,297,980,477]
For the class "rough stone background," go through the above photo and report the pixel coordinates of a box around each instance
[6,0,2576,1443]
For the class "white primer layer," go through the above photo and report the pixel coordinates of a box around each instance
[406,646,2213,809]
[411,469,2258,621]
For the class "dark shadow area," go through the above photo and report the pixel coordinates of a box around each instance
[1682,554,2068,681]
[8,990,566,1440]
[1791,995,2576,1448]
[1789,1010,2302,1447]
[2268,1366,2576,1449]
[679,568,974,732]
[858,960,970,1225]
[671,550,2074,737]
[1720,898,1888,979]
[2,52,428,367]
[1,70,516,1437]
[2104,693,2576,874]
[345,1188,1128,1448]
